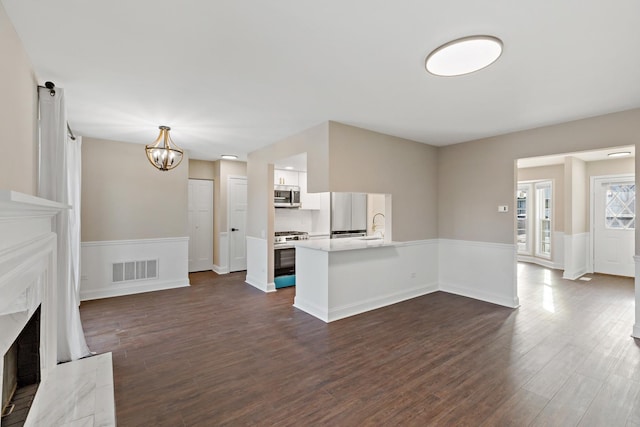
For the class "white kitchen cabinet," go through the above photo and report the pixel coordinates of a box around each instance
[274,169,299,186]
[299,172,321,210]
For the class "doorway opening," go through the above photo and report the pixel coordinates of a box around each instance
[516,146,635,311]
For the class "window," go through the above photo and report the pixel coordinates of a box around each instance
[535,182,552,258]
[516,184,531,254]
[605,183,635,229]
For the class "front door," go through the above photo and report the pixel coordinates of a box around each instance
[593,176,635,277]
[229,177,247,272]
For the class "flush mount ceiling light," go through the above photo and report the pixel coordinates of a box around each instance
[221,154,238,160]
[145,126,184,171]
[608,151,631,158]
[425,35,503,77]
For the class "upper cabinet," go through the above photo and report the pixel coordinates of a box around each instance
[274,169,299,186]
[298,172,321,210]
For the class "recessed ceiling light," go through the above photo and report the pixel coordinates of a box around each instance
[608,151,631,158]
[425,35,503,77]
[284,166,294,170]
[221,154,238,160]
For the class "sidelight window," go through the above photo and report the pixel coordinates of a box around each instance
[535,182,552,258]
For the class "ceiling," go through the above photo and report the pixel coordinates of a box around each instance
[4,1,640,161]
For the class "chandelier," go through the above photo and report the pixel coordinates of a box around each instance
[145,126,184,171]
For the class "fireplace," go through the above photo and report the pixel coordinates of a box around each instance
[2,306,41,425]
[0,191,64,427]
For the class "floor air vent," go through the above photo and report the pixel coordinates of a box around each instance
[112,260,158,283]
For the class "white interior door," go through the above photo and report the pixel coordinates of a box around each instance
[188,179,214,272]
[229,177,247,272]
[593,176,635,277]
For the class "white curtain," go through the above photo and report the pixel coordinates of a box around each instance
[38,86,91,362]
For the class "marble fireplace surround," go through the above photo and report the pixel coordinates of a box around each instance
[0,191,115,426]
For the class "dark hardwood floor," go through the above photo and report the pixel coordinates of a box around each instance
[80,264,640,426]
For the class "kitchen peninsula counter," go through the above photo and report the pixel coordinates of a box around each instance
[293,237,438,322]
[294,237,397,252]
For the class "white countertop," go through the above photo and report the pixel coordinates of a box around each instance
[294,237,397,252]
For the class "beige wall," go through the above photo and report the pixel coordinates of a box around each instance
[189,159,216,180]
[518,164,565,232]
[328,122,438,241]
[247,121,438,282]
[82,137,189,241]
[587,157,635,178]
[247,122,330,239]
[0,4,38,195]
[439,108,640,245]
[565,157,587,235]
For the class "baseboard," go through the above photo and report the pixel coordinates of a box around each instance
[518,255,560,270]
[245,275,276,293]
[294,282,438,323]
[293,297,329,322]
[562,268,588,281]
[212,264,229,275]
[80,279,190,301]
[440,281,520,308]
[327,282,439,322]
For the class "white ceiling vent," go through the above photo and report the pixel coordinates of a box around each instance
[112,259,158,283]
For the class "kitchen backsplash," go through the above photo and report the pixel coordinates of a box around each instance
[275,208,328,234]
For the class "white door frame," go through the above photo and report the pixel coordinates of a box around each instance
[227,175,247,272]
[589,173,634,274]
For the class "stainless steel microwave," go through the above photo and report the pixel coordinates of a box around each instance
[274,185,301,208]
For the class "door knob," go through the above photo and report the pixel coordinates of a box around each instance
[231,228,239,231]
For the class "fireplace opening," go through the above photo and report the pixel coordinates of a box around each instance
[2,305,41,426]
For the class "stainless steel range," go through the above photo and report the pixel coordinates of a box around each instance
[274,231,308,283]
[274,231,309,247]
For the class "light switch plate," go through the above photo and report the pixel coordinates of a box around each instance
[498,205,509,213]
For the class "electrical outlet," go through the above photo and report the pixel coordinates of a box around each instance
[410,272,416,279]
[498,205,509,213]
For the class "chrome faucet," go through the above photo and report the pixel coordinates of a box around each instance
[372,213,385,233]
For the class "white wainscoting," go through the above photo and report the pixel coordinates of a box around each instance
[80,237,190,301]
[517,232,564,270]
[213,231,229,274]
[439,239,519,308]
[563,232,589,280]
[633,256,640,339]
[294,240,439,322]
[245,236,275,292]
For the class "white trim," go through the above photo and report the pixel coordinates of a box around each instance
[218,231,229,274]
[245,236,272,292]
[438,238,514,250]
[517,254,560,270]
[82,236,189,247]
[590,174,635,276]
[634,256,640,339]
[562,232,589,280]
[326,282,439,322]
[212,264,229,275]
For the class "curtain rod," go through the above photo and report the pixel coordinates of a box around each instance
[37,81,77,141]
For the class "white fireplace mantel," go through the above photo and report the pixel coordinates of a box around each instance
[0,190,65,424]
[0,190,116,426]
